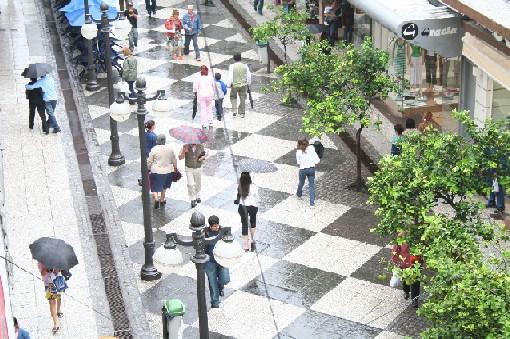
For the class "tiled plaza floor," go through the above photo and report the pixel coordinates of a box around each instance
[82,0,425,337]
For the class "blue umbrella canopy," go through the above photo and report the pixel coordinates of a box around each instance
[60,0,119,26]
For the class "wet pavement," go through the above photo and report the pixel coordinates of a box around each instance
[80,0,426,338]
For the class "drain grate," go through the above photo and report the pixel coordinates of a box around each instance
[90,213,132,339]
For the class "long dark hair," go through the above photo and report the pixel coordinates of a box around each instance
[297,138,309,152]
[145,120,155,131]
[238,172,252,198]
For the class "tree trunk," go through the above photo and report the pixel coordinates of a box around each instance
[354,126,363,189]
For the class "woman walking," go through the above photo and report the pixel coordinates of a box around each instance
[121,47,138,98]
[147,134,178,209]
[193,65,216,128]
[296,138,320,208]
[38,262,64,334]
[165,9,184,60]
[235,172,259,252]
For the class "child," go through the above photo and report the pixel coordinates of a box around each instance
[173,29,184,60]
[214,73,227,121]
[391,123,404,156]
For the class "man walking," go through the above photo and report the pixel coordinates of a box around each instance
[26,77,49,134]
[124,1,138,51]
[25,74,61,133]
[253,0,264,15]
[178,143,206,208]
[226,53,252,118]
[145,0,156,17]
[182,5,202,61]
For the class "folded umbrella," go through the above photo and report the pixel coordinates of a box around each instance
[237,158,277,173]
[247,85,254,109]
[22,63,52,79]
[29,237,78,271]
[169,125,209,144]
[192,93,198,120]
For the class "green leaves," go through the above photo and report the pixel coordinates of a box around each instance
[250,8,311,46]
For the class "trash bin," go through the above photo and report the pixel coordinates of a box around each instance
[162,299,185,339]
[256,41,269,65]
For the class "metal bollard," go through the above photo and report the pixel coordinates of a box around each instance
[162,299,185,339]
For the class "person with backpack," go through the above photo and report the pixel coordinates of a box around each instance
[296,138,320,208]
[26,77,49,134]
[121,48,138,98]
[165,9,184,60]
[38,262,67,334]
[124,1,138,52]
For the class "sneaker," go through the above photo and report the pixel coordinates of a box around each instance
[211,304,220,308]
[310,205,315,209]
[232,113,237,117]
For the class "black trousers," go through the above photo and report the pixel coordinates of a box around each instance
[403,281,420,300]
[145,0,156,14]
[29,101,48,132]
[238,205,258,236]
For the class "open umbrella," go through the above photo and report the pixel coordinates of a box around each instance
[169,125,209,144]
[22,63,51,79]
[237,158,277,173]
[247,85,254,109]
[29,237,78,270]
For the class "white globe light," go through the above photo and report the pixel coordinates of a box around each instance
[154,246,184,266]
[109,100,131,122]
[213,239,243,268]
[114,18,131,40]
[152,98,171,113]
[81,22,97,40]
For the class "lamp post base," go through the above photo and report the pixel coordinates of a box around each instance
[86,81,100,92]
[108,153,126,166]
[140,265,162,281]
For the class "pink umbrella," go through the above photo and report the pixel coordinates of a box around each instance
[169,125,209,144]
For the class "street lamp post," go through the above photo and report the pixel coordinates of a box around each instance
[83,0,99,91]
[158,212,243,339]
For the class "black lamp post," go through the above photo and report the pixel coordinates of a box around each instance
[100,2,126,167]
[163,212,239,339]
[83,0,99,91]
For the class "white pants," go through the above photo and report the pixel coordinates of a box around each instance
[185,166,202,200]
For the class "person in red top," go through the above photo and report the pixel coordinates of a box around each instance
[392,242,422,308]
[165,9,184,60]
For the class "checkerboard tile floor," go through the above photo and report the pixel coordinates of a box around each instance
[82,0,425,337]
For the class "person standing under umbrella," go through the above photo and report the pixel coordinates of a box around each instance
[296,138,320,208]
[235,172,259,251]
[147,134,178,209]
[193,65,216,128]
[179,143,206,209]
[25,74,61,133]
[226,53,252,118]
[26,77,49,134]
[37,262,64,334]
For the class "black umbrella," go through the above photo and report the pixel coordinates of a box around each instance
[237,158,278,173]
[247,85,254,109]
[29,237,78,270]
[22,63,52,79]
[192,93,198,120]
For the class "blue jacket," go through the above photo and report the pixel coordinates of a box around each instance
[145,130,157,157]
[182,13,202,35]
[217,80,227,95]
[18,328,31,339]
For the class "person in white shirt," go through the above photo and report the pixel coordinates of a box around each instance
[235,172,259,251]
[296,138,320,208]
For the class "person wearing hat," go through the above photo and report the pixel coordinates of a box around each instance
[182,4,202,61]
[124,1,138,51]
[204,215,230,308]
[145,0,156,17]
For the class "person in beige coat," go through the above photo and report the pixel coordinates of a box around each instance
[147,134,178,209]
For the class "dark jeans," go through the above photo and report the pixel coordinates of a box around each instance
[403,281,420,301]
[344,25,353,43]
[488,184,505,210]
[425,55,437,85]
[29,101,48,132]
[254,0,264,13]
[215,98,224,120]
[184,34,200,58]
[204,261,230,306]
[127,81,136,97]
[297,167,316,206]
[45,100,60,129]
[238,205,258,236]
[145,0,156,14]
[327,21,338,46]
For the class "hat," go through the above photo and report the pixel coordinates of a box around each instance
[127,1,133,5]
[208,215,219,226]
[187,4,194,10]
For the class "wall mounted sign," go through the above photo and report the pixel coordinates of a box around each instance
[402,23,419,40]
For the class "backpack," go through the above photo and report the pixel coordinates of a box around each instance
[50,275,68,293]
[313,141,324,159]
[165,18,176,34]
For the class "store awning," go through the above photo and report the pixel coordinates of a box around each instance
[348,0,463,57]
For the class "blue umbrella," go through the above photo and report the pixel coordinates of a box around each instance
[60,0,119,26]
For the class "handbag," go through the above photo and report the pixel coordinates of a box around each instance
[172,170,182,182]
[390,271,402,288]
[51,275,68,293]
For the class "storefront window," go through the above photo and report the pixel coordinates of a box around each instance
[491,81,510,122]
[352,8,370,46]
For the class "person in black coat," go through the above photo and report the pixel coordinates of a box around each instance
[26,78,49,134]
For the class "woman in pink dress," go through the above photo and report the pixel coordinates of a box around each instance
[193,65,216,128]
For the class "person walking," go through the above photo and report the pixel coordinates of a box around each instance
[204,215,230,308]
[179,143,206,208]
[37,262,64,334]
[182,5,202,61]
[214,73,227,121]
[324,0,341,46]
[295,138,320,208]
[124,1,138,51]
[13,317,31,339]
[138,120,157,186]
[25,74,61,133]
[147,134,178,209]
[253,0,264,15]
[121,47,138,98]
[165,9,184,60]
[145,0,156,17]
[226,53,252,118]
[26,77,49,134]
[193,65,216,128]
[235,172,259,252]
[392,241,422,308]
